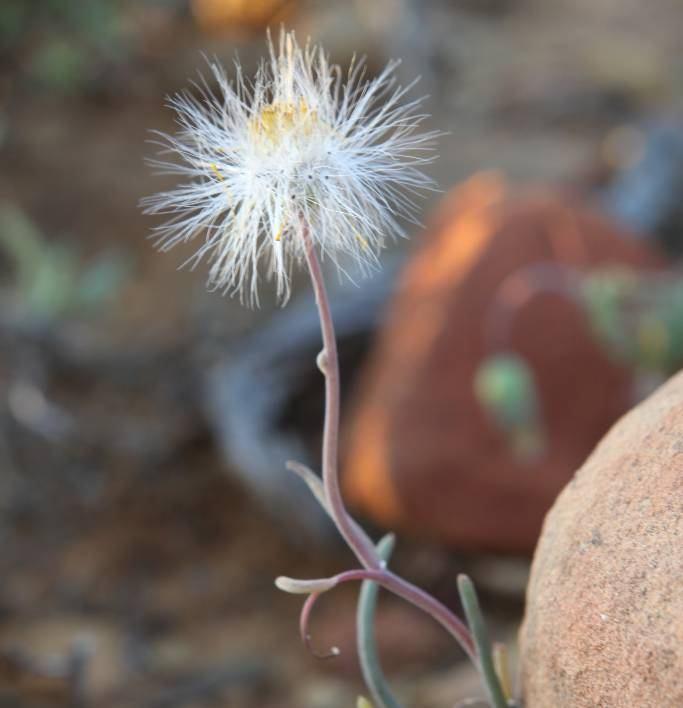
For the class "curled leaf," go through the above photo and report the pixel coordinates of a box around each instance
[275,575,337,594]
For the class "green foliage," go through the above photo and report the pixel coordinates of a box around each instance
[479,267,683,457]
[0,204,129,322]
[0,0,126,92]
[457,575,510,708]
[580,268,683,375]
[29,39,88,94]
[357,534,401,708]
[475,353,544,459]
[0,0,30,49]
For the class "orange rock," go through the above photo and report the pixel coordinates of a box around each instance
[190,0,294,34]
[520,370,683,707]
[342,172,662,554]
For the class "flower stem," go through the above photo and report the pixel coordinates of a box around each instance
[294,567,477,663]
[302,229,380,570]
[360,568,476,662]
[300,229,476,666]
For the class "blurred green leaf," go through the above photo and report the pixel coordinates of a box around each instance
[4,0,131,94]
[0,203,129,321]
[475,353,544,459]
[0,0,30,48]
[77,254,130,310]
[0,204,46,282]
[25,243,79,317]
[581,268,683,376]
[29,39,87,92]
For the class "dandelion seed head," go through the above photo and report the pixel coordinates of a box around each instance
[142,28,438,305]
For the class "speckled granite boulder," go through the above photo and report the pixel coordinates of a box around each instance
[520,370,683,707]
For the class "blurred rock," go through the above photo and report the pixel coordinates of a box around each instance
[295,677,355,708]
[190,0,296,35]
[599,121,683,256]
[520,369,683,707]
[464,556,530,598]
[451,0,518,16]
[0,617,122,703]
[0,658,73,707]
[343,172,662,554]
[0,635,92,708]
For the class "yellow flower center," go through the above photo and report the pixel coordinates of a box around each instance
[249,99,321,148]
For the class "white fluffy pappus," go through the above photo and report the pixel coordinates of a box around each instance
[142,29,438,305]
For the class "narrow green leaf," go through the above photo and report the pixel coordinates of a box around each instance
[457,574,508,708]
[492,642,513,702]
[357,533,402,708]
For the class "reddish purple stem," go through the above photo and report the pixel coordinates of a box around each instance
[299,568,477,663]
[302,229,380,570]
[300,228,476,664]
